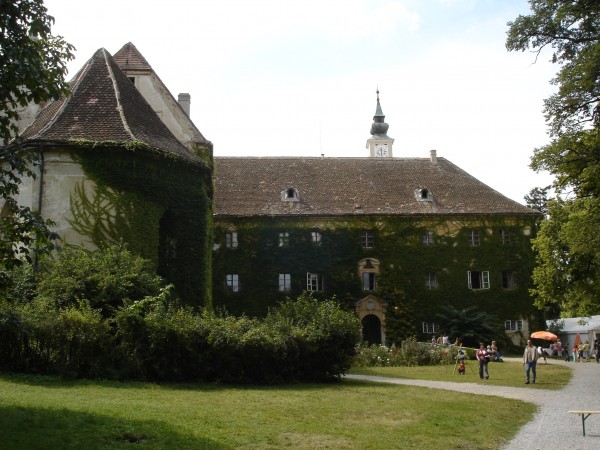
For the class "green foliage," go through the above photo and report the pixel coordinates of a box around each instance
[0,147,57,288]
[352,340,476,367]
[74,148,212,308]
[506,0,600,136]
[68,180,164,264]
[36,244,163,316]
[0,0,73,288]
[435,305,503,348]
[507,1,600,315]
[531,197,600,315]
[0,0,74,141]
[2,273,359,382]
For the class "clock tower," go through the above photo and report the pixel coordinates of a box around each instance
[366,89,394,157]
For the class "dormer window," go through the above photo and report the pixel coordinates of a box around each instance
[282,188,300,202]
[416,188,433,202]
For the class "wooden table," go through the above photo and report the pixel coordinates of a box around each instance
[569,410,600,436]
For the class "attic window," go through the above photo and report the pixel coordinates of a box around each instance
[282,188,300,202]
[128,76,136,84]
[416,188,433,202]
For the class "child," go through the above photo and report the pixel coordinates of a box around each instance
[457,349,466,375]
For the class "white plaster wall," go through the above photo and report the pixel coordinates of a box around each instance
[15,150,97,249]
[134,75,198,148]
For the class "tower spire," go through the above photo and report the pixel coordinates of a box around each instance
[366,88,394,157]
[370,88,389,137]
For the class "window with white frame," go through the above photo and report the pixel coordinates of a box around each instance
[499,229,511,245]
[362,230,374,248]
[426,272,437,289]
[501,271,516,289]
[422,230,435,246]
[278,231,289,247]
[306,273,323,291]
[467,271,490,289]
[278,273,291,292]
[225,231,238,249]
[311,231,322,245]
[468,229,480,246]
[362,272,376,290]
[422,322,439,334]
[226,274,239,292]
[505,320,523,331]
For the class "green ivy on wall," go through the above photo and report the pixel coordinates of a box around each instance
[69,143,213,309]
[212,215,541,344]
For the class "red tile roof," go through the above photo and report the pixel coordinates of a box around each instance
[213,157,536,217]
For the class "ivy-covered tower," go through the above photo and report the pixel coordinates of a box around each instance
[15,46,214,308]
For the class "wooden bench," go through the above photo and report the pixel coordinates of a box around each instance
[569,410,600,436]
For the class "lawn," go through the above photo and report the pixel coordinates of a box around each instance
[349,360,572,390]
[0,371,536,449]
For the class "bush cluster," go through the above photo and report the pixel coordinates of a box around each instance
[353,339,476,367]
[0,246,360,383]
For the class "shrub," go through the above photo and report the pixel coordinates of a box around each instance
[353,340,477,367]
[36,244,163,317]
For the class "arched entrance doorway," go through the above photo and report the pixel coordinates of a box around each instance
[362,314,382,345]
[355,295,386,345]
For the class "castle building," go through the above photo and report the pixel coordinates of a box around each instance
[7,43,539,344]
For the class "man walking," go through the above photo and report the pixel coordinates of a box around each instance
[523,339,538,384]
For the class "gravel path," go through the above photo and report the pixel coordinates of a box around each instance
[345,358,600,449]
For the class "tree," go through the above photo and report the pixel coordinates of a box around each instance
[0,0,74,285]
[507,1,600,314]
[435,305,501,348]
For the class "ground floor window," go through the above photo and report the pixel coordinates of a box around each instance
[426,272,437,289]
[226,274,239,292]
[279,273,291,292]
[502,271,516,289]
[306,273,323,291]
[505,320,523,331]
[422,322,439,334]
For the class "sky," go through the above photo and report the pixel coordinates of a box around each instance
[44,0,557,204]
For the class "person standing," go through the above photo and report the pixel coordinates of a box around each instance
[476,342,490,380]
[523,339,538,384]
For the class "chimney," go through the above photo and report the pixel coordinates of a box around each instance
[430,149,437,164]
[178,93,191,116]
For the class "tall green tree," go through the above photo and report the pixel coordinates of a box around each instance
[0,0,74,284]
[507,0,600,315]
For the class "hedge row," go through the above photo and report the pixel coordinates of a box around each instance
[0,290,361,383]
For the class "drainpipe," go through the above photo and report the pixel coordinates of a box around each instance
[33,144,45,271]
[37,144,44,214]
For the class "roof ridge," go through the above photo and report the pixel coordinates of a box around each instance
[102,48,136,141]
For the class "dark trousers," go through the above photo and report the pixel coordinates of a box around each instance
[478,360,488,379]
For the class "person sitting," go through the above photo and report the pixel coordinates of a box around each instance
[491,340,503,362]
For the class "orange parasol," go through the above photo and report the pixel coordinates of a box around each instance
[530,331,558,341]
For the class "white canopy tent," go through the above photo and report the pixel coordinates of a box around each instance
[546,315,600,350]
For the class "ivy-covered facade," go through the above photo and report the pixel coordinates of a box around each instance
[212,95,540,345]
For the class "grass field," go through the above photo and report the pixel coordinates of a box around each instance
[349,360,572,390]
[0,370,540,450]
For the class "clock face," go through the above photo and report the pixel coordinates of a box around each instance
[374,144,388,157]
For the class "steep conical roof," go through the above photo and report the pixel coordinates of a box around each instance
[21,48,204,166]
